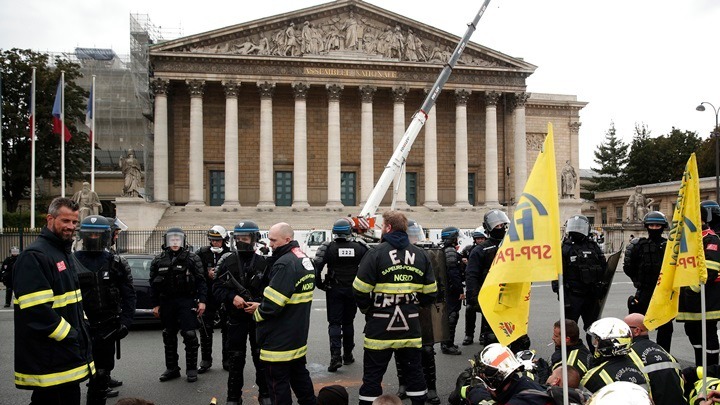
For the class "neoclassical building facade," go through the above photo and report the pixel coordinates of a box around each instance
[148,0,586,208]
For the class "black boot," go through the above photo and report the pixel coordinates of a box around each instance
[160,329,181,382]
[87,369,109,405]
[426,389,441,405]
[343,352,355,365]
[441,342,462,355]
[227,350,245,404]
[421,344,439,404]
[107,377,123,388]
[198,321,213,374]
[328,350,343,372]
[183,330,200,382]
[461,335,473,345]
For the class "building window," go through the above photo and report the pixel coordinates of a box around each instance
[209,170,224,206]
[468,173,476,206]
[275,171,292,207]
[615,206,624,222]
[406,172,417,206]
[601,207,607,224]
[341,172,356,206]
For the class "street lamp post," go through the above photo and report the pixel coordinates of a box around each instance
[696,102,720,201]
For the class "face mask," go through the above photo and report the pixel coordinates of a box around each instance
[489,228,506,240]
[647,229,664,240]
[210,247,223,254]
[569,232,586,243]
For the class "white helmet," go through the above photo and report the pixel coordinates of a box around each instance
[587,381,652,405]
[473,343,523,390]
[587,317,632,358]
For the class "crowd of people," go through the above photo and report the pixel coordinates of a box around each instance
[8,196,720,404]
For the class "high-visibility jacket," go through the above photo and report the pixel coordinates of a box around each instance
[580,352,650,395]
[13,227,95,389]
[678,228,720,321]
[353,232,437,350]
[253,241,315,362]
[550,343,593,377]
[630,336,686,405]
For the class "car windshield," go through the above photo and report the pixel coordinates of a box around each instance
[126,257,152,280]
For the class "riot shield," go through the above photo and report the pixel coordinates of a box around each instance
[597,243,624,317]
[419,247,449,344]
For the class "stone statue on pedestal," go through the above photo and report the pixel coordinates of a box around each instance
[72,182,102,222]
[120,149,142,198]
[561,160,577,199]
[626,186,653,222]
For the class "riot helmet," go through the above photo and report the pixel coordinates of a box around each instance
[207,225,228,253]
[234,220,260,252]
[332,218,353,239]
[10,246,20,256]
[643,211,667,240]
[79,215,111,252]
[483,210,510,240]
[587,381,652,405]
[473,343,523,391]
[587,317,632,358]
[472,226,487,241]
[701,200,720,230]
[440,226,460,246]
[163,227,186,251]
[565,215,590,243]
[407,219,425,244]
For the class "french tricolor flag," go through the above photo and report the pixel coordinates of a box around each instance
[86,84,93,144]
[52,80,72,142]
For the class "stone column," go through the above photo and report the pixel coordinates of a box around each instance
[454,89,472,208]
[359,86,376,205]
[222,81,241,206]
[392,86,409,208]
[187,80,205,206]
[512,92,530,201]
[326,84,344,208]
[484,91,501,207]
[569,121,581,199]
[257,81,276,208]
[151,78,169,203]
[423,96,441,210]
[292,82,310,209]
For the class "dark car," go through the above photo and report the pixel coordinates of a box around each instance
[123,254,158,324]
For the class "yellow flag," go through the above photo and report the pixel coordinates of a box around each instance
[645,153,707,330]
[479,123,562,345]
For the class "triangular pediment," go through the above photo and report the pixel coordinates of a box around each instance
[150,0,535,72]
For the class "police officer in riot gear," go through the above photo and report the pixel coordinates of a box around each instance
[2,246,20,307]
[623,211,673,351]
[556,215,607,348]
[149,227,207,383]
[213,220,271,405]
[461,227,485,345]
[466,210,510,347]
[439,226,463,355]
[678,200,720,367]
[314,218,369,372]
[74,215,136,405]
[195,225,230,373]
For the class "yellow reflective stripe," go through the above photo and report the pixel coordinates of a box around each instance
[567,349,578,366]
[263,287,289,307]
[259,346,307,362]
[353,277,375,293]
[373,283,424,294]
[15,361,95,388]
[599,370,614,385]
[422,282,438,294]
[707,260,720,271]
[580,361,607,387]
[253,310,264,322]
[364,337,422,350]
[287,291,313,304]
[52,289,82,308]
[16,289,54,309]
[678,309,720,321]
[460,386,468,399]
[48,317,72,341]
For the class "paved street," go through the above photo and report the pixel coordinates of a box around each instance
[0,270,700,404]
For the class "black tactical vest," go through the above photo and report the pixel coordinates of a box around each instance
[563,241,603,286]
[635,238,665,289]
[75,254,122,328]
[155,251,194,297]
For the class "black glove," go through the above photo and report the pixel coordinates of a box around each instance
[259,246,270,255]
[115,324,129,340]
[316,281,327,291]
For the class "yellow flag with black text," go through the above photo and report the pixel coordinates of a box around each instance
[479,123,562,345]
[645,153,707,330]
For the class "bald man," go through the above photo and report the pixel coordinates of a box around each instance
[248,222,317,405]
[624,313,685,405]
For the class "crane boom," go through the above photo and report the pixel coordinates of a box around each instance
[354,0,493,232]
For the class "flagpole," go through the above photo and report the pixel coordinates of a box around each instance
[90,75,96,191]
[557,274,570,405]
[701,283,708,399]
[30,68,36,229]
[60,71,65,197]
[0,73,4,232]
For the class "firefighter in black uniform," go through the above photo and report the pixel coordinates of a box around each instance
[580,317,650,394]
[549,319,592,378]
[314,218,369,372]
[149,227,207,383]
[624,313,685,405]
[439,226,463,355]
[624,211,673,352]
[353,211,437,405]
[74,215,136,405]
[247,222,316,405]
[213,220,271,405]
[466,209,510,347]
[461,227,485,346]
[2,246,19,307]
[195,225,230,373]
[678,200,720,368]
[556,214,607,349]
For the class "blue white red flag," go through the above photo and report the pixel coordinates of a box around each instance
[85,84,93,143]
[52,80,72,142]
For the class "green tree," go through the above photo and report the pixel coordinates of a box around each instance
[695,136,717,179]
[590,122,628,192]
[625,126,703,185]
[1,48,90,213]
